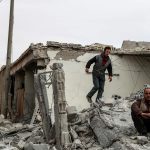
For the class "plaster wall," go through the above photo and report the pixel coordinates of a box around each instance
[46,50,150,111]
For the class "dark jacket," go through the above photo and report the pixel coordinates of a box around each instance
[86,53,112,77]
[131,99,150,116]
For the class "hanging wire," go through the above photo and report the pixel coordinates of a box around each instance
[111,56,121,63]
[131,71,140,94]
[135,56,150,80]
[111,55,144,93]
[128,56,141,94]
[126,58,135,87]
[139,56,150,79]
[112,55,142,72]
[113,63,142,72]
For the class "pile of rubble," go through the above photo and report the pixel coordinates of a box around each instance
[1,85,150,149]
[0,114,49,150]
[121,40,150,50]
[1,95,150,150]
[46,41,115,52]
[128,84,150,101]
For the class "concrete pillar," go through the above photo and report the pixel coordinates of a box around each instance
[24,69,35,122]
[52,63,70,150]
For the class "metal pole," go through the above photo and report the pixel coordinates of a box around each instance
[4,0,14,118]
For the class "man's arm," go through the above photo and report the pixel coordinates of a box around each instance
[107,63,112,81]
[141,113,150,119]
[85,56,96,73]
[131,100,150,119]
[131,100,142,115]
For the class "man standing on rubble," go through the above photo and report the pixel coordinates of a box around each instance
[131,87,150,136]
[85,46,112,104]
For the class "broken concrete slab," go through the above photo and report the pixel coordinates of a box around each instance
[136,136,149,145]
[90,116,118,148]
[24,142,49,150]
[0,143,19,150]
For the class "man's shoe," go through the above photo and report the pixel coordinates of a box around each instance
[86,96,92,103]
[96,98,104,107]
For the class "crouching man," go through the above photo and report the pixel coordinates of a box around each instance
[131,87,150,135]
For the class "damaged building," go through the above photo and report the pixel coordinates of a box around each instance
[0,40,150,149]
[0,45,49,122]
[0,39,150,121]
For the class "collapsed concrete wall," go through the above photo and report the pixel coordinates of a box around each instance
[42,41,150,111]
[122,40,150,50]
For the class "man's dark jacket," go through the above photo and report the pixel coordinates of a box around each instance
[86,53,112,77]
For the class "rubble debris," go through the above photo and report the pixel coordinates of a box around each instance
[136,136,149,145]
[112,94,121,100]
[90,114,118,148]
[0,143,19,150]
[24,142,49,150]
[1,95,150,150]
[1,80,150,149]
[128,84,150,101]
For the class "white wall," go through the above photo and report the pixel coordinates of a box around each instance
[46,50,150,111]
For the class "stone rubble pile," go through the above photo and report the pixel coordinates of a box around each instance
[46,41,115,52]
[0,114,49,150]
[121,40,150,50]
[65,95,150,150]
[129,89,144,101]
[1,88,150,149]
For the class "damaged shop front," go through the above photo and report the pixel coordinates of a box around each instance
[0,43,49,122]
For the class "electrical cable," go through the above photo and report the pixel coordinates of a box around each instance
[110,56,142,93]
[131,71,140,94]
[112,57,141,72]
[126,58,135,90]
[136,56,150,80]
[130,56,141,93]
[111,56,121,63]
[112,64,142,72]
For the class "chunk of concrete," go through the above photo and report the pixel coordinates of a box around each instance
[24,142,49,150]
[90,116,118,148]
[66,106,78,122]
[136,136,148,145]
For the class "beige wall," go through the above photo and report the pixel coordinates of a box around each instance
[46,50,150,111]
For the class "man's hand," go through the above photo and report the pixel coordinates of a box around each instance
[108,76,112,82]
[85,68,89,73]
[141,113,150,119]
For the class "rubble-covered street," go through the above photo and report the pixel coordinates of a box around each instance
[0,85,150,150]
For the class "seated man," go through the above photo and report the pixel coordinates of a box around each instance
[131,87,150,135]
